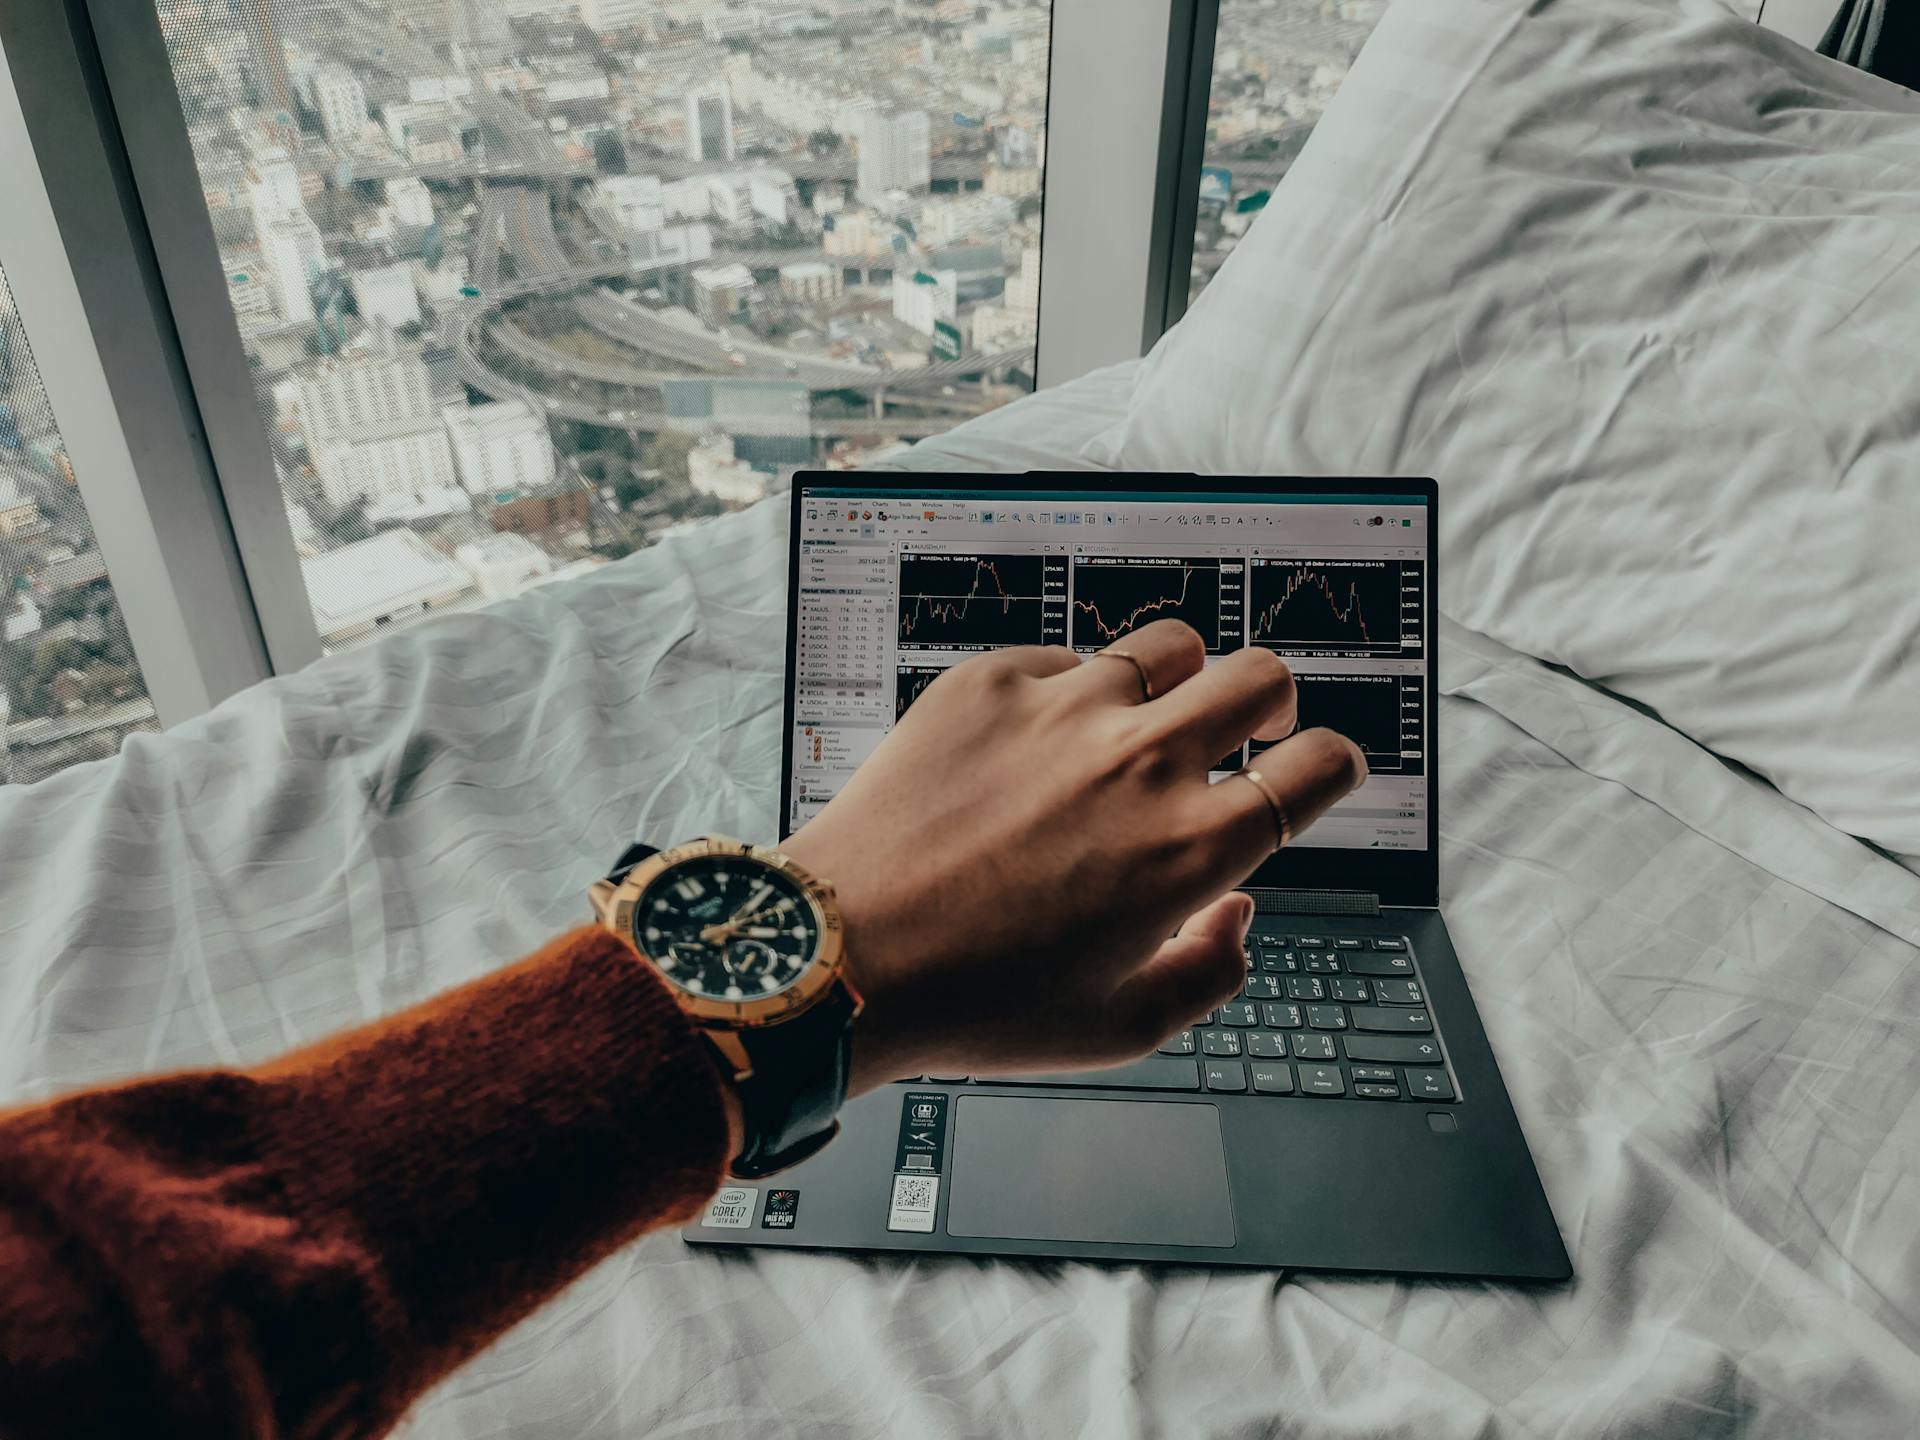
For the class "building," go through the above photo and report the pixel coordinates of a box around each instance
[931,242,1009,302]
[453,532,555,600]
[1007,244,1040,315]
[705,174,753,227]
[383,100,466,163]
[386,176,436,229]
[823,210,887,258]
[662,176,712,220]
[0,466,41,539]
[297,350,457,507]
[892,267,958,336]
[222,263,278,335]
[631,223,714,266]
[247,157,304,225]
[311,423,458,510]
[917,193,1018,248]
[297,350,437,437]
[684,83,736,164]
[747,168,797,226]
[779,261,842,304]
[314,66,368,145]
[598,175,666,235]
[443,399,556,496]
[579,0,650,33]
[662,378,810,469]
[691,262,756,326]
[300,530,475,649]
[686,432,768,506]
[350,263,422,330]
[857,109,930,202]
[487,486,591,537]
[258,210,325,326]
[237,0,296,130]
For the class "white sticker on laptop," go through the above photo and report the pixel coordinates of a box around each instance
[702,1185,758,1229]
[887,1173,939,1233]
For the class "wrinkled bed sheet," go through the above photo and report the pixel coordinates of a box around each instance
[3,375,1919,1439]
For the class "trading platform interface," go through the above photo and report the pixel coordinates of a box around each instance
[791,487,1430,851]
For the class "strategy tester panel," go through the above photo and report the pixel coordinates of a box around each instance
[790,485,1430,853]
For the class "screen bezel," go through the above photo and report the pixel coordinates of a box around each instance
[781,471,1440,909]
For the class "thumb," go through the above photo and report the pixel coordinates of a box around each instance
[1105,892,1253,1055]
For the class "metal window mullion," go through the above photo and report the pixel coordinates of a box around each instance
[1036,0,1193,390]
[84,0,323,677]
[0,28,260,730]
[1152,0,1221,339]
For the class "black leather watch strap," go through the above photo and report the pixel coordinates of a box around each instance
[729,981,857,1178]
[602,840,855,1179]
[606,841,659,886]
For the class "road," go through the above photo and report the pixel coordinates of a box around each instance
[451,304,983,441]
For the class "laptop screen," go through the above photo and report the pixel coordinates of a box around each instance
[786,477,1433,865]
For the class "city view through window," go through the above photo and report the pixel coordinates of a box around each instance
[1189,0,1385,304]
[0,266,160,787]
[154,0,1052,651]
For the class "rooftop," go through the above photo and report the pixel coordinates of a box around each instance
[300,530,472,637]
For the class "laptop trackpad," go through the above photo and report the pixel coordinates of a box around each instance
[946,1096,1235,1247]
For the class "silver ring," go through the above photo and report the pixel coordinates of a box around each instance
[1239,768,1292,851]
[1094,647,1154,700]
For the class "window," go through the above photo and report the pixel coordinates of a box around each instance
[1187,0,1386,306]
[0,265,159,786]
[149,0,1052,651]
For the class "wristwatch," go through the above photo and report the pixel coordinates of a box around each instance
[588,835,862,1179]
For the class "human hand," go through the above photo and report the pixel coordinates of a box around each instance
[778,620,1367,1096]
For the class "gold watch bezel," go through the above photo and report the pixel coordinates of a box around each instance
[592,835,852,1035]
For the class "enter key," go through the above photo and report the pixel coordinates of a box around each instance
[1348,1006,1433,1034]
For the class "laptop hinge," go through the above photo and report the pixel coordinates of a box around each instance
[1243,887,1382,917]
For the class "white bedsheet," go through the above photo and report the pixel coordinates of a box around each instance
[3,374,1918,1438]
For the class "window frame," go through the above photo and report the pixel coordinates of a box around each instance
[0,6,294,729]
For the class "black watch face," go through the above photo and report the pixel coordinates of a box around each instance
[634,855,821,1002]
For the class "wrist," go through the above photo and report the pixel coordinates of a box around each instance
[780,830,921,1096]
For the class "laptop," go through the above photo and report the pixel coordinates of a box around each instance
[687,471,1570,1282]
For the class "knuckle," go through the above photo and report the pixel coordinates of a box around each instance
[1241,645,1295,688]
[963,650,1025,692]
[1167,623,1206,670]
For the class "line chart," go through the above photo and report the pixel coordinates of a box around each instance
[1248,559,1424,657]
[895,666,944,720]
[1253,672,1425,776]
[897,554,1055,649]
[1069,556,1229,652]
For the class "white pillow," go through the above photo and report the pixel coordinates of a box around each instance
[1088,0,1920,861]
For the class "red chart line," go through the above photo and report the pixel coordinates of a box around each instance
[1252,567,1376,644]
[1072,564,1200,642]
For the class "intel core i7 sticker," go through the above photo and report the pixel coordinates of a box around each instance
[895,1091,950,1174]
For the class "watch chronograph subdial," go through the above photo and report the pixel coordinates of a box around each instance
[730,939,782,984]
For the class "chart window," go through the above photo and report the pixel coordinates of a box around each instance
[792,486,1429,851]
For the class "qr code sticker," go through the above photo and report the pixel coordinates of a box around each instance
[896,1177,935,1209]
[888,1173,939,1233]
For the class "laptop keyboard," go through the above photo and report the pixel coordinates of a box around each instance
[933,927,1458,1104]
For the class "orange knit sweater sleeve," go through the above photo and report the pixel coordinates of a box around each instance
[0,926,734,1440]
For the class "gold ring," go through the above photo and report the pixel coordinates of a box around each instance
[1239,768,1292,851]
[1095,647,1154,700]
